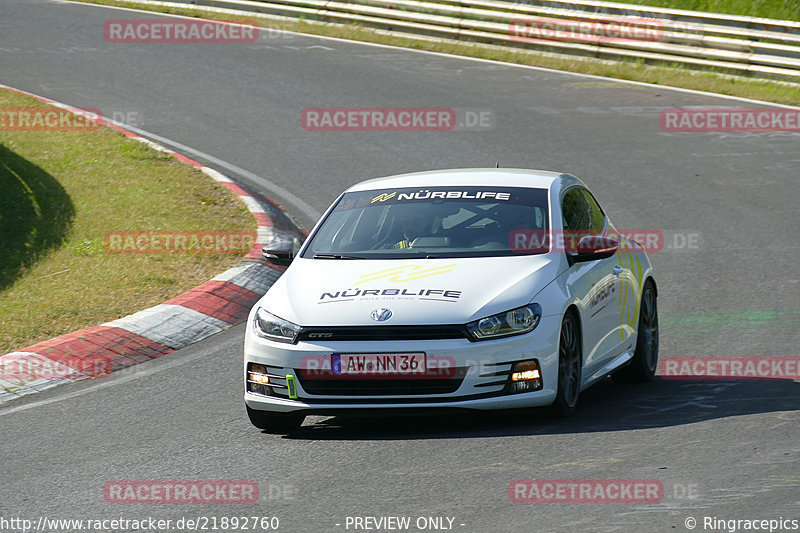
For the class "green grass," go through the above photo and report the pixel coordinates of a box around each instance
[617,0,800,22]
[0,90,256,353]
[79,0,800,106]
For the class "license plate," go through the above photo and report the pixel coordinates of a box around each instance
[331,353,426,375]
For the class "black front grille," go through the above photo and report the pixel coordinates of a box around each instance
[296,325,469,342]
[296,368,468,395]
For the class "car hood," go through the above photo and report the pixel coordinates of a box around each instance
[257,255,562,326]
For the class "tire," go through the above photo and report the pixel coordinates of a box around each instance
[550,311,582,417]
[612,279,659,383]
[246,405,304,433]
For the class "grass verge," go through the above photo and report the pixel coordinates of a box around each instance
[618,0,800,22]
[78,0,800,106]
[0,90,256,353]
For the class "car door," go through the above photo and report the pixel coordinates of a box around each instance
[583,189,639,360]
[560,187,624,378]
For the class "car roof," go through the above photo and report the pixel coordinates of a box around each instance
[346,168,574,192]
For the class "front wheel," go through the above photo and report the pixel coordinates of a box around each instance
[550,312,582,417]
[612,279,658,383]
[246,405,304,433]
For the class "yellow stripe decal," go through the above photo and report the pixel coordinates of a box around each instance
[356,264,457,284]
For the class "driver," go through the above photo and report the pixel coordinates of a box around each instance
[393,205,437,249]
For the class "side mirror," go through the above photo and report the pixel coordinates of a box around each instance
[262,241,296,267]
[570,235,620,264]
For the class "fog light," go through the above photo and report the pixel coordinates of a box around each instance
[511,361,541,381]
[507,360,543,393]
[249,372,270,385]
[248,363,270,385]
[247,363,271,394]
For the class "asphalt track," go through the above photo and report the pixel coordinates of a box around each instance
[1,0,799,531]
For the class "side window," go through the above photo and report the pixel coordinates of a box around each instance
[581,190,606,232]
[562,188,607,254]
[562,188,605,232]
[561,188,587,230]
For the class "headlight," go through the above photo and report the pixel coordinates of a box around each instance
[253,308,301,343]
[466,304,542,340]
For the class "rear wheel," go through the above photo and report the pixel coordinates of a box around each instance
[550,312,582,417]
[246,405,304,433]
[612,279,658,383]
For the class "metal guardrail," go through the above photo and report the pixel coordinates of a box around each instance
[149,0,800,80]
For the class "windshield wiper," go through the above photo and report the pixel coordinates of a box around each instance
[312,253,362,259]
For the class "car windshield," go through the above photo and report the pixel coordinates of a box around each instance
[301,186,549,259]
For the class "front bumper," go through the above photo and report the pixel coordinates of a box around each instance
[243,314,561,414]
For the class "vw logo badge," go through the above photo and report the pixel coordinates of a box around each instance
[370,308,392,322]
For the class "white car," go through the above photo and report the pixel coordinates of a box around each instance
[244,169,658,432]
